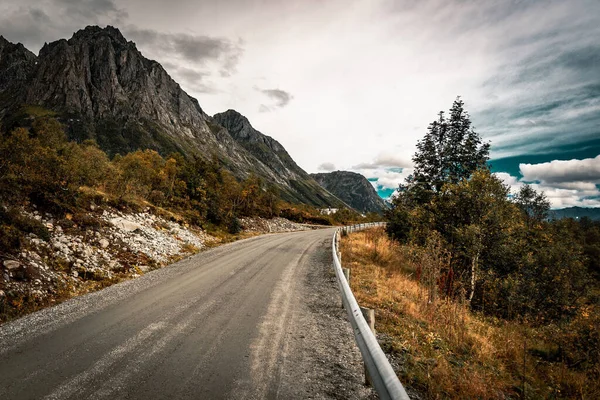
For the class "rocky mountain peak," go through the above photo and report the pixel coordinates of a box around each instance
[212,108,345,206]
[213,109,284,152]
[0,26,345,208]
[0,36,36,62]
[213,109,254,139]
[311,171,387,214]
[0,36,37,96]
[71,25,128,45]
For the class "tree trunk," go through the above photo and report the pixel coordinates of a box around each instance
[469,252,479,303]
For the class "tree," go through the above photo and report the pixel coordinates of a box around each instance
[409,97,490,194]
[388,97,490,242]
[513,184,550,225]
[434,169,516,303]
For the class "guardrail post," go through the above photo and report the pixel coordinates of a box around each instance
[360,307,376,386]
[342,268,350,308]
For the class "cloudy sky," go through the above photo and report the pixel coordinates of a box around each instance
[1,0,599,208]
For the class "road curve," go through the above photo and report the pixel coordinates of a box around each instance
[0,228,373,399]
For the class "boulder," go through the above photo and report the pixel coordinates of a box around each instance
[110,217,144,232]
[99,238,110,248]
[3,260,20,270]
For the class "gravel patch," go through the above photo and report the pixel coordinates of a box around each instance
[275,235,377,399]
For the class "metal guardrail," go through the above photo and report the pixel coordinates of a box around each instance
[332,222,410,400]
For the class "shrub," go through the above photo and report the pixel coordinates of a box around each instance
[227,216,242,234]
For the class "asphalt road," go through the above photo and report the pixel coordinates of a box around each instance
[0,228,373,400]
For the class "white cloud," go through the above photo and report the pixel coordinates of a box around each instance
[352,167,414,192]
[520,155,600,184]
[353,151,413,169]
[497,156,600,209]
[317,162,336,172]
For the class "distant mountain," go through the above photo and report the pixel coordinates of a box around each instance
[549,207,600,221]
[310,171,387,214]
[0,26,343,208]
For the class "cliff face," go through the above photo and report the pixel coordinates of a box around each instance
[0,36,37,111]
[0,26,343,208]
[311,171,387,214]
[214,109,344,206]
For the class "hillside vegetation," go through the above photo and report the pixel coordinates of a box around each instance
[342,228,599,399]
[0,113,376,322]
[0,114,374,247]
[371,97,600,398]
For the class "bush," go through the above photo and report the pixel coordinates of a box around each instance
[227,216,242,234]
[0,224,22,252]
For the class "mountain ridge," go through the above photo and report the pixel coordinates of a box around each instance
[549,206,600,221]
[311,171,387,214]
[0,25,343,208]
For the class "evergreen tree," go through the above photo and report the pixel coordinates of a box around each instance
[409,97,490,194]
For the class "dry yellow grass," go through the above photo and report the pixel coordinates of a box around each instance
[341,227,598,399]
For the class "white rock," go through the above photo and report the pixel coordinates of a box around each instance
[3,260,20,270]
[110,217,144,232]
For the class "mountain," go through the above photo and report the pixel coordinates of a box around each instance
[310,171,387,214]
[549,207,600,221]
[214,110,342,206]
[0,36,37,108]
[0,26,342,207]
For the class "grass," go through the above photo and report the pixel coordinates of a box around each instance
[341,227,599,399]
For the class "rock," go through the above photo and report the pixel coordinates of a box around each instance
[99,238,110,248]
[138,265,151,273]
[3,260,20,270]
[2,28,343,209]
[311,171,387,214]
[110,217,144,232]
[0,290,5,298]
[22,265,42,281]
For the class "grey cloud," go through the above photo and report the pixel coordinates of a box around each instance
[317,162,336,171]
[29,8,51,24]
[162,62,216,94]
[255,87,293,112]
[261,89,292,107]
[54,0,125,21]
[125,28,243,76]
[254,88,293,109]
[0,0,128,52]
[0,7,51,47]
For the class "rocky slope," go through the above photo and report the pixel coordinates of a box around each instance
[214,110,343,206]
[311,171,387,214]
[0,26,341,208]
[0,204,312,323]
